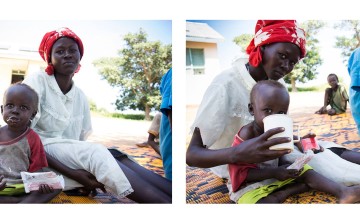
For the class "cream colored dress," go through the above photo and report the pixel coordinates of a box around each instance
[190,58,360,203]
[23,71,133,198]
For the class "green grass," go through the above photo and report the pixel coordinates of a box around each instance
[91,111,153,121]
[287,83,328,92]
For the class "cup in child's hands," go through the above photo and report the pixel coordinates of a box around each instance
[263,114,300,151]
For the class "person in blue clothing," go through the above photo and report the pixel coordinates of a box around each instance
[160,68,172,180]
[348,47,360,136]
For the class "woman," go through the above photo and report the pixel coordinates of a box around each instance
[187,20,360,203]
[23,27,171,203]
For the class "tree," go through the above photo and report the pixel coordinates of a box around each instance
[334,20,360,64]
[93,28,172,120]
[233,34,253,53]
[233,21,325,92]
[284,20,325,92]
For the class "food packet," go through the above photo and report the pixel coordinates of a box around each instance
[286,150,314,171]
[301,137,320,152]
[20,171,64,193]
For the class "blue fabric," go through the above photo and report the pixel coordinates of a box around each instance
[348,48,360,136]
[159,68,172,180]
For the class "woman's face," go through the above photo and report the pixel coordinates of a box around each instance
[51,37,81,76]
[261,42,301,81]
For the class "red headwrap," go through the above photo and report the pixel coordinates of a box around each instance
[39,27,84,75]
[246,20,306,67]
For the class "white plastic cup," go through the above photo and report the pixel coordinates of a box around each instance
[263,114,300,151]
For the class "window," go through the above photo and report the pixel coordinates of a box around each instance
[11,69,26,84]
[186,48,205,75]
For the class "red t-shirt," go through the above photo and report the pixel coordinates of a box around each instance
[228,131,257,192]
[0,128,48,184]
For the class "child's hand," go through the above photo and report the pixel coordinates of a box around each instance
[38,184,54,194]
[296,133,324,154]
[274,165,302,181]
[0,175,6,191]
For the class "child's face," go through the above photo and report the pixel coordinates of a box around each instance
[327,75,339,89]
[1,86,37,130]
[250,85,290,132]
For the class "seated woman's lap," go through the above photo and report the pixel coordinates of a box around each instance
[44,140,132,195]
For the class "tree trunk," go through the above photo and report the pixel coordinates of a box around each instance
[145,104,151,121]
[291,77,297,92]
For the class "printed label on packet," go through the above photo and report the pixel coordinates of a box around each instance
[20,171,65,193]
[286,151,314,171]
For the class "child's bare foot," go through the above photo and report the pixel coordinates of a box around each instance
[338,185,360,204]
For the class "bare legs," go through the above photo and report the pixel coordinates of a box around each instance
[257,183,309,203]
[117,157,172,203]
[297,170,360,204]
[0,189,61,204]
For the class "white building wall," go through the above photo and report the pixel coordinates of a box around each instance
[186,41,221,105]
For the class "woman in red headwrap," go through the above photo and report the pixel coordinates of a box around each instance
[23,27,171,203]
[187,20,360,203]
[187,20,307,203]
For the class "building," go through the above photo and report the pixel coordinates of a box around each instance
[186,21,224,105]
[0,44,45,125]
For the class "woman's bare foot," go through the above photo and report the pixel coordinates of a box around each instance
[338,185,360,204]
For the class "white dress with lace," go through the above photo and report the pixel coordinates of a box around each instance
[23,71,133,198]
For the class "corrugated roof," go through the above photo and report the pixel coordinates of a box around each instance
[186,21,224,43]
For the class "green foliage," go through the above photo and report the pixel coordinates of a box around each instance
[93,28,172,119]
[110,113,154,120]
[88,99,98,111]
[233,34,253,53]
[287,86,321,92]
[334,20,360,64]
[284,20,325,90]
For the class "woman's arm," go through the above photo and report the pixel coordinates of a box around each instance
[186,127,292,168]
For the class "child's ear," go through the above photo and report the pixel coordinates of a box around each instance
[248,103,254,116]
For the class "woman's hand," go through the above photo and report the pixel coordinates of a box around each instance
[230,127,292,164]
[0,175,6,191]
[72,169,106,194]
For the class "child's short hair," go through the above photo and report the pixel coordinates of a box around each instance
[250,80,287,102]
[3,82,39,110]
[328,73,339,81]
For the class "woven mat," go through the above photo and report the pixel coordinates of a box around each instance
[186,110,360,204]
[49,144,163,204]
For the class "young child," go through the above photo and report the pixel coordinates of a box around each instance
[228,80,360,204]
[0,83,61,203]
[315,73,349,115]
[136,111,161,155]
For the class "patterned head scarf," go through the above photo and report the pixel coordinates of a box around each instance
[39,27,84,75]
[246,20,306,67]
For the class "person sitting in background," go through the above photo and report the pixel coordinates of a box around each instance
[136,111,161,156]
[315,73,349,116]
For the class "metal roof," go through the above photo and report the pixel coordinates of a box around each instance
[186,22,224,43]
